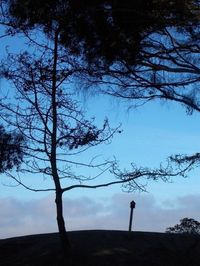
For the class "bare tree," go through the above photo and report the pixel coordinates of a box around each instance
[0,27,118,251]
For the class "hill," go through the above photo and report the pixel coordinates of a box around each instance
[1,230,200,266]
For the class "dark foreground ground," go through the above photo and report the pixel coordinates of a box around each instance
[1,230,200,266]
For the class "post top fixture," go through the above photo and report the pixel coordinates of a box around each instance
[130,200,136,209]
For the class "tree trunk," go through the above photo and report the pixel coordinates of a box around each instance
[51,28,71,256]
[55,190,71,254]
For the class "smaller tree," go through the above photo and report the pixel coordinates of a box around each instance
[166,218,200,235]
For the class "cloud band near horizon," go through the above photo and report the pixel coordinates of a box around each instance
[1,193,200,239]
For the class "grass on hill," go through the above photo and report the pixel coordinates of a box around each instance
[1,230,200,266]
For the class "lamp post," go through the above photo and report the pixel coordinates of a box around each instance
[129,200,136,232]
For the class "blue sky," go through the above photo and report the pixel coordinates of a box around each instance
[1,27,200,238]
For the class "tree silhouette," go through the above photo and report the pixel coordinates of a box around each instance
[0,24,180,253]
[166,218,200,234]
[0,0,199,253]
[5,0,199,66]
[5,1,200,143]
[3,1,200,133]
[0,25,118,250]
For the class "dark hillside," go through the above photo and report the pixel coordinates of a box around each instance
[1,230,200,266]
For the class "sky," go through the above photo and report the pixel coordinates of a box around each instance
[1,97,200,239]
[1,28,200,239]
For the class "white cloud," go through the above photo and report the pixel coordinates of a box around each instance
[1,193,200,239]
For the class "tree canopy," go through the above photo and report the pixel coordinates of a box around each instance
[3,0,200,118]
[5,0,200,66]
[0,125,24,173]
[166,218,200,234]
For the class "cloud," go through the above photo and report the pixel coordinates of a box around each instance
[0,196,56,238]
[1,193,200,239]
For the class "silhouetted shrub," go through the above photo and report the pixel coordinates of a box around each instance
[166,218,200,235]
